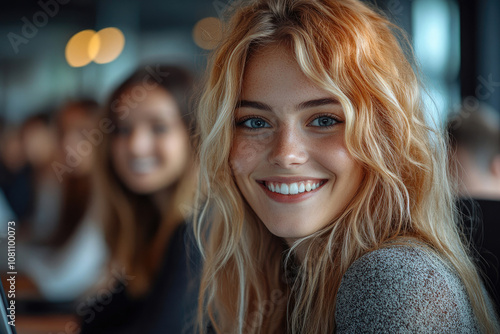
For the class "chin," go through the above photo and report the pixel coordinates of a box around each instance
[261,217,320,240]
[125,181,160,195]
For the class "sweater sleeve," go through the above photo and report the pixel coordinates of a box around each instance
[335,245,482,333]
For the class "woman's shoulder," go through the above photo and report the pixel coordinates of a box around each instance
[335,242,482,333]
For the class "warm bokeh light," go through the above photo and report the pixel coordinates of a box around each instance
[192,17,222,50]
[65,30,97,67]
[92,28,125,64]
[65,27,125,67]
[87,33,101,60]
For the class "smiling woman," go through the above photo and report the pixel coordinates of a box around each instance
[193,0,499,333]
[111,86,191,195]
[81,65,200,333]
[230,45,365,241]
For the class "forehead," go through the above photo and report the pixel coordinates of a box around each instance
[241,44,332,105]
[117,86,180,122]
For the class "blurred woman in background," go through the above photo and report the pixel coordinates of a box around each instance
[0,119,33,227]
[20,112,57,236]
[52,100,101,247]
[447,102,500,316]
[80,65,199,333]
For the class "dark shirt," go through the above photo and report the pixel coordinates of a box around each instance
[458,198,500,315]
[79,223,201,333]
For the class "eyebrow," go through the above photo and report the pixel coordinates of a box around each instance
[236,98,339,111]
[236,100,272,111]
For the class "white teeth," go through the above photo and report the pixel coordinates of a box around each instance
[265,181,324,195]
[275,184,281,194]
[131,157,158,174]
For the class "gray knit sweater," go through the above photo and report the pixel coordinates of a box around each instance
[335,244,488,333]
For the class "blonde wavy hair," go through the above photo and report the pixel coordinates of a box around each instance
[193,0,499,333]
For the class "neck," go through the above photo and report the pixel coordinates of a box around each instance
[152,187,174,219]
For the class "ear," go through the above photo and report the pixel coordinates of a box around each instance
[490,154,500,178]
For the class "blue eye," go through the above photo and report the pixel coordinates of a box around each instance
[309,116,338,127]
[239,118,271,129]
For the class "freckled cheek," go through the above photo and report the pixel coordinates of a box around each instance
[229,136,266,176]
[314,138,360,175]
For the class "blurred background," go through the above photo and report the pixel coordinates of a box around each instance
[0,0,498,125]
[0,0,499,333]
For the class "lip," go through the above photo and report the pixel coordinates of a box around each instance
[257,176,326,183]
[256,177,328,203]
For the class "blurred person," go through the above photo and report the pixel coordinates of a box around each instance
[79,65,199,334]
[0,118,26,173]
[19,112,59,237]
[49,100,101,247]
[18,100,108,302]
[0,117,18,256]
[0,184,15,227]
[447,102,500,316]
[448,103,500,199]
[0,121,32,225]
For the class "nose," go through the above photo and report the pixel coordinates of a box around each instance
[128,126,154,156]
[267,126,308,168]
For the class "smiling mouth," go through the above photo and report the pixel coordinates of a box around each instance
[257,180,327,195]
[130,157,158,174]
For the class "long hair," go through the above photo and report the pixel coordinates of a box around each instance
[96,65,197,295]
[193,0,499,333]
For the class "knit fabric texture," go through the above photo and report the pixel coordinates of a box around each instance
[335,244,483,333]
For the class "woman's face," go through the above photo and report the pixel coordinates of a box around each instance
[23,120,56,168]
[229,45,365,243]
[111,86,191,194]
